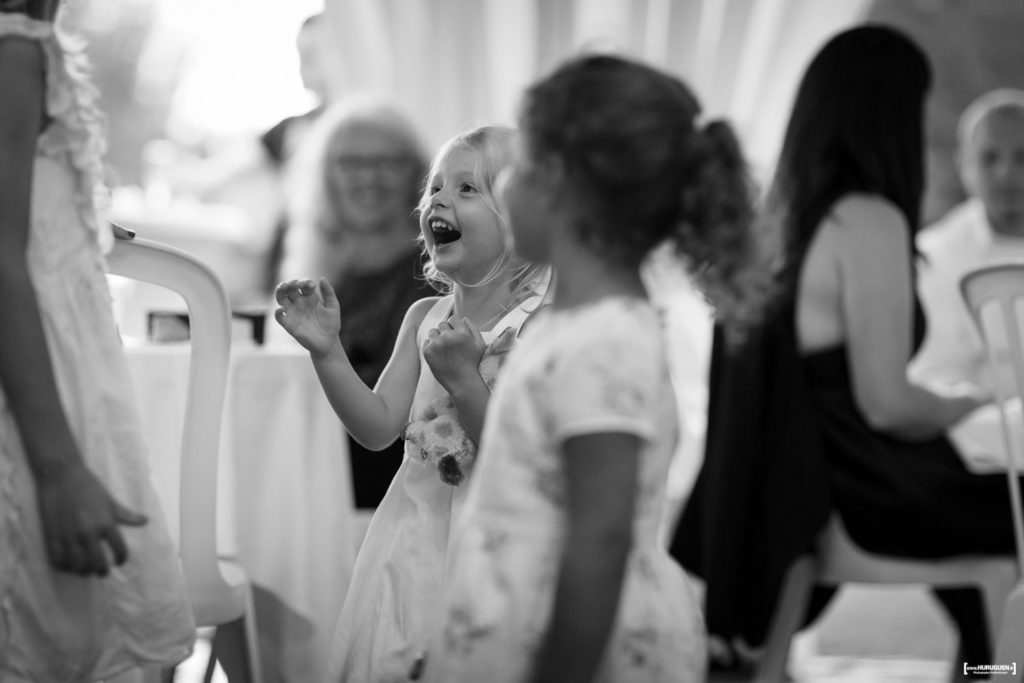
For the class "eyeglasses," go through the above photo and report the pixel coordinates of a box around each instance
[331,154,411,175]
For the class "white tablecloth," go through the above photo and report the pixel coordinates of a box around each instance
[125,342,354,683]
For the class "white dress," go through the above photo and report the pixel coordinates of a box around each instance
[328,295,537,683]
[425,298,706,683]
[0,14,195,682]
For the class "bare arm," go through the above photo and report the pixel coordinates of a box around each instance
[0,37,146,576]
[0,38,76,479]
[275,278,436,449]
[443,378,489,444]
[532,433,639,683]
[834,197,986,438]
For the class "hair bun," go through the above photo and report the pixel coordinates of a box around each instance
[675,117,770,342]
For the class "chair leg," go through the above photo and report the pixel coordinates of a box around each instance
[994,584,1024,681]
[753,556,817,683]
[203,641,219,683]
[210,621,247,682]
[210,610,263,683]
[979,567,1017,650]
[242,586,264,683]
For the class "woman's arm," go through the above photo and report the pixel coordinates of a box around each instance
[532,433,639,683]
[0,37,147,577]
[275,278,436,449]
[834,196,986,438]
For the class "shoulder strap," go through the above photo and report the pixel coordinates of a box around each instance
[490,294,543,337]
[417,295,454,341]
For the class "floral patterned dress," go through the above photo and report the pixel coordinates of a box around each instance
[0,13,195,682]
[425,297,706,683]
[328,295,539,683]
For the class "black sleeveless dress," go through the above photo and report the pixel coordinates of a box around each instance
[672,295,1020,649]
[805,299,1018,558]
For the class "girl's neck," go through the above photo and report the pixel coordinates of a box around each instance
[549,237,645,310]
[451,274,518,332]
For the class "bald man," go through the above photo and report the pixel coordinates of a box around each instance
[911,89,1024,471]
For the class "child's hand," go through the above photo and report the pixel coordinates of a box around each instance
[35,461,148,576]
[423,317,487,393]
[274,277,342,358]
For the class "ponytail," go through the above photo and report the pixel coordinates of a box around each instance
[673,120,775,343]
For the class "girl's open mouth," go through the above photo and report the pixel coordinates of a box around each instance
[429,218,462,245]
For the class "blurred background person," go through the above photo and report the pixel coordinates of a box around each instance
[271,97,433,511]
[170,12,335,298]
[253,11,333,292]
[260,13,331,173]
[103,10,337,340]
[912,90,1024,472]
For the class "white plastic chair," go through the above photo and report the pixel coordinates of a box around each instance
[106,234,263,683]
[960,260,1024,677]
[755,520,1017,682]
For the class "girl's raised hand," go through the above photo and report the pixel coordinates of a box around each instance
[423,317,487,393]
[274,277,342,358]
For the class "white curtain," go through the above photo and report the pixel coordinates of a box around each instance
[320,0,870,168]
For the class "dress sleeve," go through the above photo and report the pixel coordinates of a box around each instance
[544,327,660,445]
[1,13,111,253]
[259,116,291,167]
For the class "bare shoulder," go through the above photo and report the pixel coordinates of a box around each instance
[0,34,45,80]
[404,296,445,329]
[816,194,908,263]
[826,193,908,240]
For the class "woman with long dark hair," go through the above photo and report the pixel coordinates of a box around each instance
[674,25,1013,672]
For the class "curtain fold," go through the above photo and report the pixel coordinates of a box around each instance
[321,0,868,166]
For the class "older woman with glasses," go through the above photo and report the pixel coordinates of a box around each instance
[273,97,434,509]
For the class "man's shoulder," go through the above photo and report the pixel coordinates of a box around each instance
[918,200,986,257]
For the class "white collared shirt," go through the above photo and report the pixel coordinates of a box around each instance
[911,199,1024,471]
[911,198,1024,393]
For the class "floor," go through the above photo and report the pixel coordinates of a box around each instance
[785,585,959,683]
[172,585,963,682]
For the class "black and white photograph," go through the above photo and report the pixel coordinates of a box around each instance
[2,1,1024,682]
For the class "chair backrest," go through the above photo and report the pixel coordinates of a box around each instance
[960,260,1024,576]
[106,236,235,610]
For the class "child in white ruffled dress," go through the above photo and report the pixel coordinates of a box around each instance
[274,125,547,682]
[0,2,195,682]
